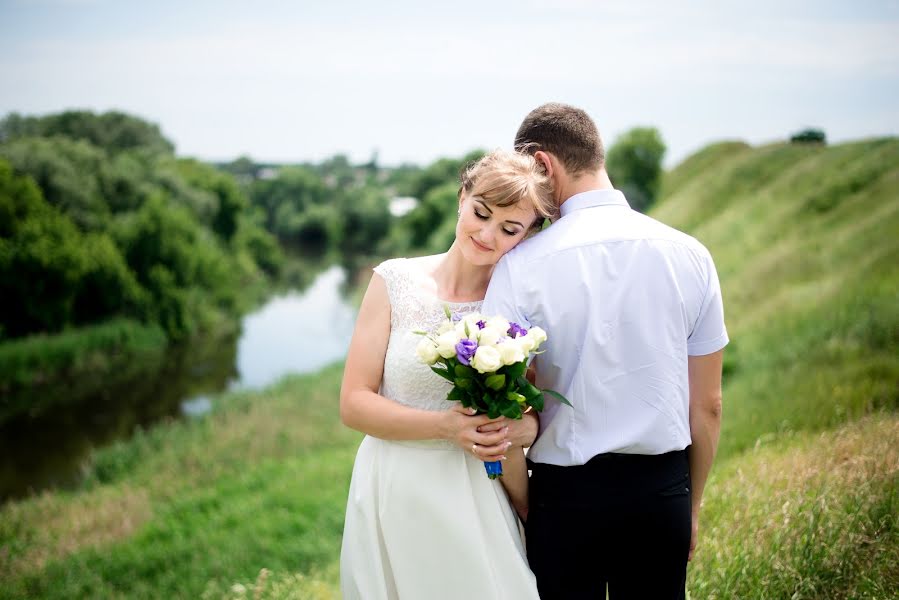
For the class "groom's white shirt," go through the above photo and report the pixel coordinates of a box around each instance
[483,189,728,466]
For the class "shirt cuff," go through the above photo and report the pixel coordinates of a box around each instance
[687,331,729,356]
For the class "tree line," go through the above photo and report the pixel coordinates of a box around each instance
[1,109,666,347]
[0,111,282,343]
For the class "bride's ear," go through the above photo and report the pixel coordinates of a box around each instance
[534,151,554,178]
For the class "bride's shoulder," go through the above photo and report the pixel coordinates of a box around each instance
[374,254,444,280]
[373,256,407,279]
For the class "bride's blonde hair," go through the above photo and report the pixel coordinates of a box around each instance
[459,149,556,230]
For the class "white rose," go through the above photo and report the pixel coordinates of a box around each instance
[455,313,484,337]
[497,340,526,366]
[471,345,502,374]
[528,326,547,348]
[437,320,455,335]
[416,337,440,365]
[486,316,511,334]
[477,325,504,347]
[517,333,537,353]
[436,330,462,359]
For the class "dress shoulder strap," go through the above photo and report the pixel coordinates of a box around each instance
[373,258,410,308]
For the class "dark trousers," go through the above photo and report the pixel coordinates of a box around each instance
[526,449,691,600]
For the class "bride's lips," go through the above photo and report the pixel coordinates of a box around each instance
[470,237,493,252]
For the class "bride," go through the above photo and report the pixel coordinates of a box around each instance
[339,149,555,599]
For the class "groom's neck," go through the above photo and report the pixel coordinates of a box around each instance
[557,168,614,205]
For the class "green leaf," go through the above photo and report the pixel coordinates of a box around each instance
[507,391,526,404]
[503,361,527,382]
[430,366,454,382]
[455,364,476,378]
[456,378,473,390]
[485,374,506,391]
[529,394,544,412]
[543,389,573,407]
[519,380,541,401]
[500,403,522,419]
[447,387,464,401]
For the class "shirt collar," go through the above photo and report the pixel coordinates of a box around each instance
[559,189,630,218]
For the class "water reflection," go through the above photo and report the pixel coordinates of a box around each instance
[0,266,356,502]
[231,266,355,390]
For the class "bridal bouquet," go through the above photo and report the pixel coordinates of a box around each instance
[415,307,570,479]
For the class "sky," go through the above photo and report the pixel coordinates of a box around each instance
[1,0,898,168]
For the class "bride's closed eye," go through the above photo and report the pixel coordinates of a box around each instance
[474,210,520,236]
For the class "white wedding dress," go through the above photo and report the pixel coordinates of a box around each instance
[340,258,539,600]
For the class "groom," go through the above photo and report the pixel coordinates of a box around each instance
[482,103,728,599]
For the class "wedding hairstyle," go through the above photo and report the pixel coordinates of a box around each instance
[460,149,556,228]
[514,102,604,174]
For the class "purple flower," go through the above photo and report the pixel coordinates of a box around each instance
[451,313,462,322]
[455,338,478,366]
[476,320,487,330]
[507,322,528,339]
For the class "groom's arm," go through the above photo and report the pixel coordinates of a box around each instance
[687,349,724,561]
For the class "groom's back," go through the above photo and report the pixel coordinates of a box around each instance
[484,189,727,466]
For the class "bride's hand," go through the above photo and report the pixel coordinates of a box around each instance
[477,410,538,448]
[443,404,510,462]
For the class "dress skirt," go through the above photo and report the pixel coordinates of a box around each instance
[340,435,539,599]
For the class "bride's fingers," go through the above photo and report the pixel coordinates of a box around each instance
[476,418,508,433]
[472,441,512,462]
[449,405,504,427]
[472,428,508,448]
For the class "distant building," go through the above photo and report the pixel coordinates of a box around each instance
[257,167,279,180]
[389,196,418,218]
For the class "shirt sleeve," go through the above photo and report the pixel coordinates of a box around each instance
[483,254,530,328]
[687,250,729,356]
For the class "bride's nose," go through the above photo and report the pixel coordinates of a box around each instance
[479,228,496,245]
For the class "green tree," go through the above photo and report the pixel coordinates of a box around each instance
[0,136,111,230]
[606,127,666,213]
[338,187,391,256]
[175,159,248,242]
[248,166,330,234]
[113,195,237,339]
[0,160,145,337]
[0,110,175,155]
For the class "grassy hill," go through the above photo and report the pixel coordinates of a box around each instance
[655,138,898,459]
[0,138,896,599]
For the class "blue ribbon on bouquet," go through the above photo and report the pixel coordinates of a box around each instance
[484,460,503,479]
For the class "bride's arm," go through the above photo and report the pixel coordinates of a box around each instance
[340,273,507,450]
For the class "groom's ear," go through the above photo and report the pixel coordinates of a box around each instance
[534,150,554,178]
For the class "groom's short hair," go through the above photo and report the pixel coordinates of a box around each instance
[514,103,604,175]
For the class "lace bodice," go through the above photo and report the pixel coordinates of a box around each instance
[374,258,482,413]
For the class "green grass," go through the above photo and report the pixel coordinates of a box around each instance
[0,364,359,599]
[655,138,899,459]
[1,137,897,598]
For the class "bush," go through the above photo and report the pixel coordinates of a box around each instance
[0,160,145,337]
[606,127,667,213]
[0,136,111,230]
[790,128,827,145]
[0,110,175,155]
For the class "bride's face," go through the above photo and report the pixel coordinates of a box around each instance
[456,193,537,266]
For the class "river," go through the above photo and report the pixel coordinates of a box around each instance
[0,266,356,502]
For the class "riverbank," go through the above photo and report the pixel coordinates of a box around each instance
[0,250,333,426]
[0,363,895,599]
[0,319,168,423]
